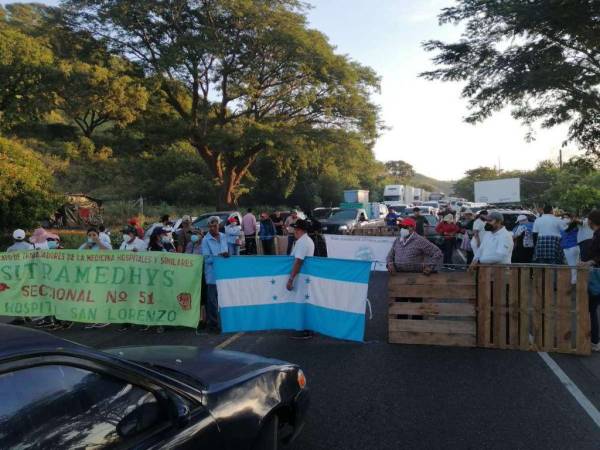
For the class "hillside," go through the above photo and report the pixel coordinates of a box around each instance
[411,173,455,195]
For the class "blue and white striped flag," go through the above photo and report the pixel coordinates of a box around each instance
[214,256,371,342]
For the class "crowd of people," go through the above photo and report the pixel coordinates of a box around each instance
[385,207,600,352]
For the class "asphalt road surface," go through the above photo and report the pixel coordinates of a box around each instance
[6,272,600,449]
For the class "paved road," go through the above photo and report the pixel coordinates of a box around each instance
[5,272,600,449]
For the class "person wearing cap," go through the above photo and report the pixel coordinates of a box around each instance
[29,227,60,250]
[285,210,300,254]
[411,207,426,236]
[148,227,175,252]
[176,215,193,253]
[201,216,229,331]
[185,230,203,255]
[532,205,567,264]
[287,219,315,339]
[470,212,513,268]
[512,215,534,263]
[119,226,147,252]
[7,229,34,252]
[242,208,258,255]
[225,215,243,256]
[386,217,442,274]
[259,212,276,255]
[435,214,461,268]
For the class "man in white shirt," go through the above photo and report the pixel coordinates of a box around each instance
[7,229,34,252]
[471,210,489,255]
[532,205,567,264]
[119,226,148,252]
[286,219,315,339]
[470,212,514,267]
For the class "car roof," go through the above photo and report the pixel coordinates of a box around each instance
[0,324,82,359]
[490,209,535,214]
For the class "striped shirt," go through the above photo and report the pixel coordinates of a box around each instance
[386,233,443,272]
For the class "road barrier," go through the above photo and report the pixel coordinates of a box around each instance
[389,266,591,355]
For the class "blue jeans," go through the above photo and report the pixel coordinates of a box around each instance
[228,243,240,256]
[206,284,219,329]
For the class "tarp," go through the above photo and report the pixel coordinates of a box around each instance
[0,250,203,328]
[324,234,395,271]
[214,256,371,342]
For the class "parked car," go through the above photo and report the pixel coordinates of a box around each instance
[489,209,536,231]
[319,208,383,234]
[421,214,444,247]
[192,211,242,233]
[0,324,309,450]
[388,204,412,217]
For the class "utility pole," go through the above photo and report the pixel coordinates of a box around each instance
[559,149,563,169]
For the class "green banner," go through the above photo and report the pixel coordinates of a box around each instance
[0,250,203,328]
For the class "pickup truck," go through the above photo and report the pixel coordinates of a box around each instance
[319,208,384,234]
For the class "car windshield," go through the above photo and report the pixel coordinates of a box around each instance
[313,209,333,220]
[384,195,402,202]
[423,202,438,207]
[194,213,229,227]
[330,209,358,220]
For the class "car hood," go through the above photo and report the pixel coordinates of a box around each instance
[104,345,293,389]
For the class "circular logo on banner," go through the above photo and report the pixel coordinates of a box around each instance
[177,293,192,311]
[354,246,374,261]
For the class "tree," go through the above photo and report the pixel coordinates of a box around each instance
[56,59,149,137]
[0,135,60,230]
[0,24,54,128]
[421,0,600,156]
[65,0,380,208]
[384,160,415,181]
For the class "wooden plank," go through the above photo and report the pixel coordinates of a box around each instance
[388,284,476,299]
[389,319,475,334]
[519,267,532,350]
[556,269,573,353]
[492,267,506,347]
[389,331,476,347]
[507,268,520,348]
[543,268,556,351]
[389,302,475,317]
[389,272,476,286]
[575,269,591,355]
[531,268,544,350]
[477,267,492,347]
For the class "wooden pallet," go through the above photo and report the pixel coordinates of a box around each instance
[477,266,591,355]
[388,272,477,347]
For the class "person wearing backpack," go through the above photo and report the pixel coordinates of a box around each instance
[512,215,534,263]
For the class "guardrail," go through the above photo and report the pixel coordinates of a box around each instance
[389,265,591,355]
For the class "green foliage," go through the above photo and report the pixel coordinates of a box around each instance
[453,167,502,200]
[384,160,415,182]
[0,135,60,229]
[66,0,382,207]
[422,0,600,157]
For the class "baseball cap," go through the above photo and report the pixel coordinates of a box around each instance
[400,217,416,228]
[291,219,310,231]
[517,214,528,222]
[488,211,504,222]
[13,229,25,241]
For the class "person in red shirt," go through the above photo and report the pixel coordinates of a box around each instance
[436,214,460,267]
[128,217,145,239]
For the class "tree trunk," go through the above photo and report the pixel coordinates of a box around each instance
[216,181,235,210]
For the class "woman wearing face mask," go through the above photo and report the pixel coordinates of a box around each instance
[185,231,203,254]
[148,227,176,252]
[560,213,580,284]
[79,228,112,251]
[435,214,460,268]
[580,210,600,352]
[119,226,147,252]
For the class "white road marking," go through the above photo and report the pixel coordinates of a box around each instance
[538,351,600,429]
[215,332,244,350]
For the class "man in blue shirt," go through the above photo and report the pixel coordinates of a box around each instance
[201,216,229,331]
[385,208,399,228]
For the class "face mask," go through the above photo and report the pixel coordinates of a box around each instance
[484,223,494,232]
[399,228,410,239]
[191,234,199,243]
[161,236,171,244]
[87,237,95,244]
[47,241,58,249]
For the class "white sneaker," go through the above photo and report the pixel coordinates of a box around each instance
[592,343,600,352]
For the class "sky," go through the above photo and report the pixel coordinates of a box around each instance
[2,0,579,180]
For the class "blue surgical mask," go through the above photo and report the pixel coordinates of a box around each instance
[161,236,171,244]
[47,241,58,249]
[191,234,199,243]
[87,237,94,244]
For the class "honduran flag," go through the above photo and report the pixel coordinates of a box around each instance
[213,256,371,342]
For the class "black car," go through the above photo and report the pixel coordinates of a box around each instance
[0,325,308,449]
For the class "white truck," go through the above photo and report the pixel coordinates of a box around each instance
[474,178,520,204]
